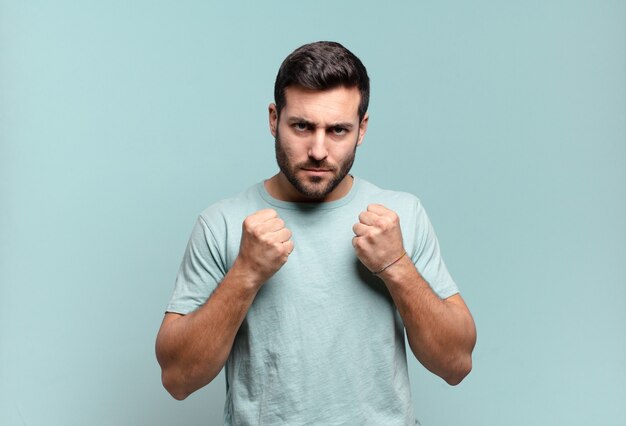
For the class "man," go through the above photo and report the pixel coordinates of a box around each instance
[156,41,476,425]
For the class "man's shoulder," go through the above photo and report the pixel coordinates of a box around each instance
[356,177,423,209]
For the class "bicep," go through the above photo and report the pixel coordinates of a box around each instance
[444,293,477,343]
[156,312,186,358]
[444,293,473,321]
[444,293,466,308]
[160,312,185,329]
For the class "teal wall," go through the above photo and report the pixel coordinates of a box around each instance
[1,1,624,425]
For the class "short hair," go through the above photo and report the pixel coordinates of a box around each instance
[274,41,370,122]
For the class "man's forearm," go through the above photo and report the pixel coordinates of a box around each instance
[378,255,476,385]
[155,262,261,400]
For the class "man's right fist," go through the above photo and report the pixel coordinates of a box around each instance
[235,209,294,287]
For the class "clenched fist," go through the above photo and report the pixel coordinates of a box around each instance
[235,209,294,287]
[352,204,406,274]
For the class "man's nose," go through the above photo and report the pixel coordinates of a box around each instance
[308,129,328,161]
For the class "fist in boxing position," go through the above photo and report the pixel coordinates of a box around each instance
[352,204,406,275]
[235,208,294,287]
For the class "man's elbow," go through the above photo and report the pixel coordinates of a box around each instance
[162,370,192,401]
[444,319,476,385]
[443,355,472,386]
[160,363,222,401]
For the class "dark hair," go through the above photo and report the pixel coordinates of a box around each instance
[274,41,370,122]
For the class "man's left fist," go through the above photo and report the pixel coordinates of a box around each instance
[352,204,405,273]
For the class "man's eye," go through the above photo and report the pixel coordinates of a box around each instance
[294,122,308,131]
[332,127,347,135]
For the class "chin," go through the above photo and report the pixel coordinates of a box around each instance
[300,181,340,200]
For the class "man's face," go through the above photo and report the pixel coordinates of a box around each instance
[269,86,368,202]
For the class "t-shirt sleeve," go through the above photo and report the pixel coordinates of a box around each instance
[165,215,227,314]
[410,199,459,299]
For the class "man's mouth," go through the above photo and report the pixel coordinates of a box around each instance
[302,168,333,175]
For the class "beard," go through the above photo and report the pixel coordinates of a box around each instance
[274,129,357,201]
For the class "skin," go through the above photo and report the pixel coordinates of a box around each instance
[266,85,368,202]
[155,85,476,400]
[353,203,476,384]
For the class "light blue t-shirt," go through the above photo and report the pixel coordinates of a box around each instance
[167,177,458,425]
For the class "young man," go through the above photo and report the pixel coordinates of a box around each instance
[156,41,476,425]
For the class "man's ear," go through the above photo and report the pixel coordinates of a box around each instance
[268,103,278,137]
[357,113,369,146]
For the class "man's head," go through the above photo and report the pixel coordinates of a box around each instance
[268,42,370,202]
[273,41,370,123]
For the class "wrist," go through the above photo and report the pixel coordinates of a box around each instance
[376,253,414,284]
[229,258,266,291]
[373,251,407,275]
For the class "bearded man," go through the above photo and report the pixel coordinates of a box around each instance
[156,41,476,426]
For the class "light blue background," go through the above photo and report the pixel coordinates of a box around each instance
[1,1,625,425]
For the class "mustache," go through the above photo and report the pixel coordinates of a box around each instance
[298,161,336,170]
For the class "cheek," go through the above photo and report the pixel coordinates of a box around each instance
[279,141,297,158]
[279,136,305,158]
[332,144,356,160]
[276,138,303,166]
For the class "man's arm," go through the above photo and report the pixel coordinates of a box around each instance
[155,209,293,400]
[376,258,475,384]
[353,204,476,385]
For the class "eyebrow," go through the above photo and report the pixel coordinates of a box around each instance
[286,116,355,130]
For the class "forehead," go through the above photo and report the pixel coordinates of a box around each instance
[282,86,361,123]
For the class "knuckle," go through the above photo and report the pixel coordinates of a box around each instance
[242,216,253,229]
[353,237,363,249]
[257,231,270,243]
